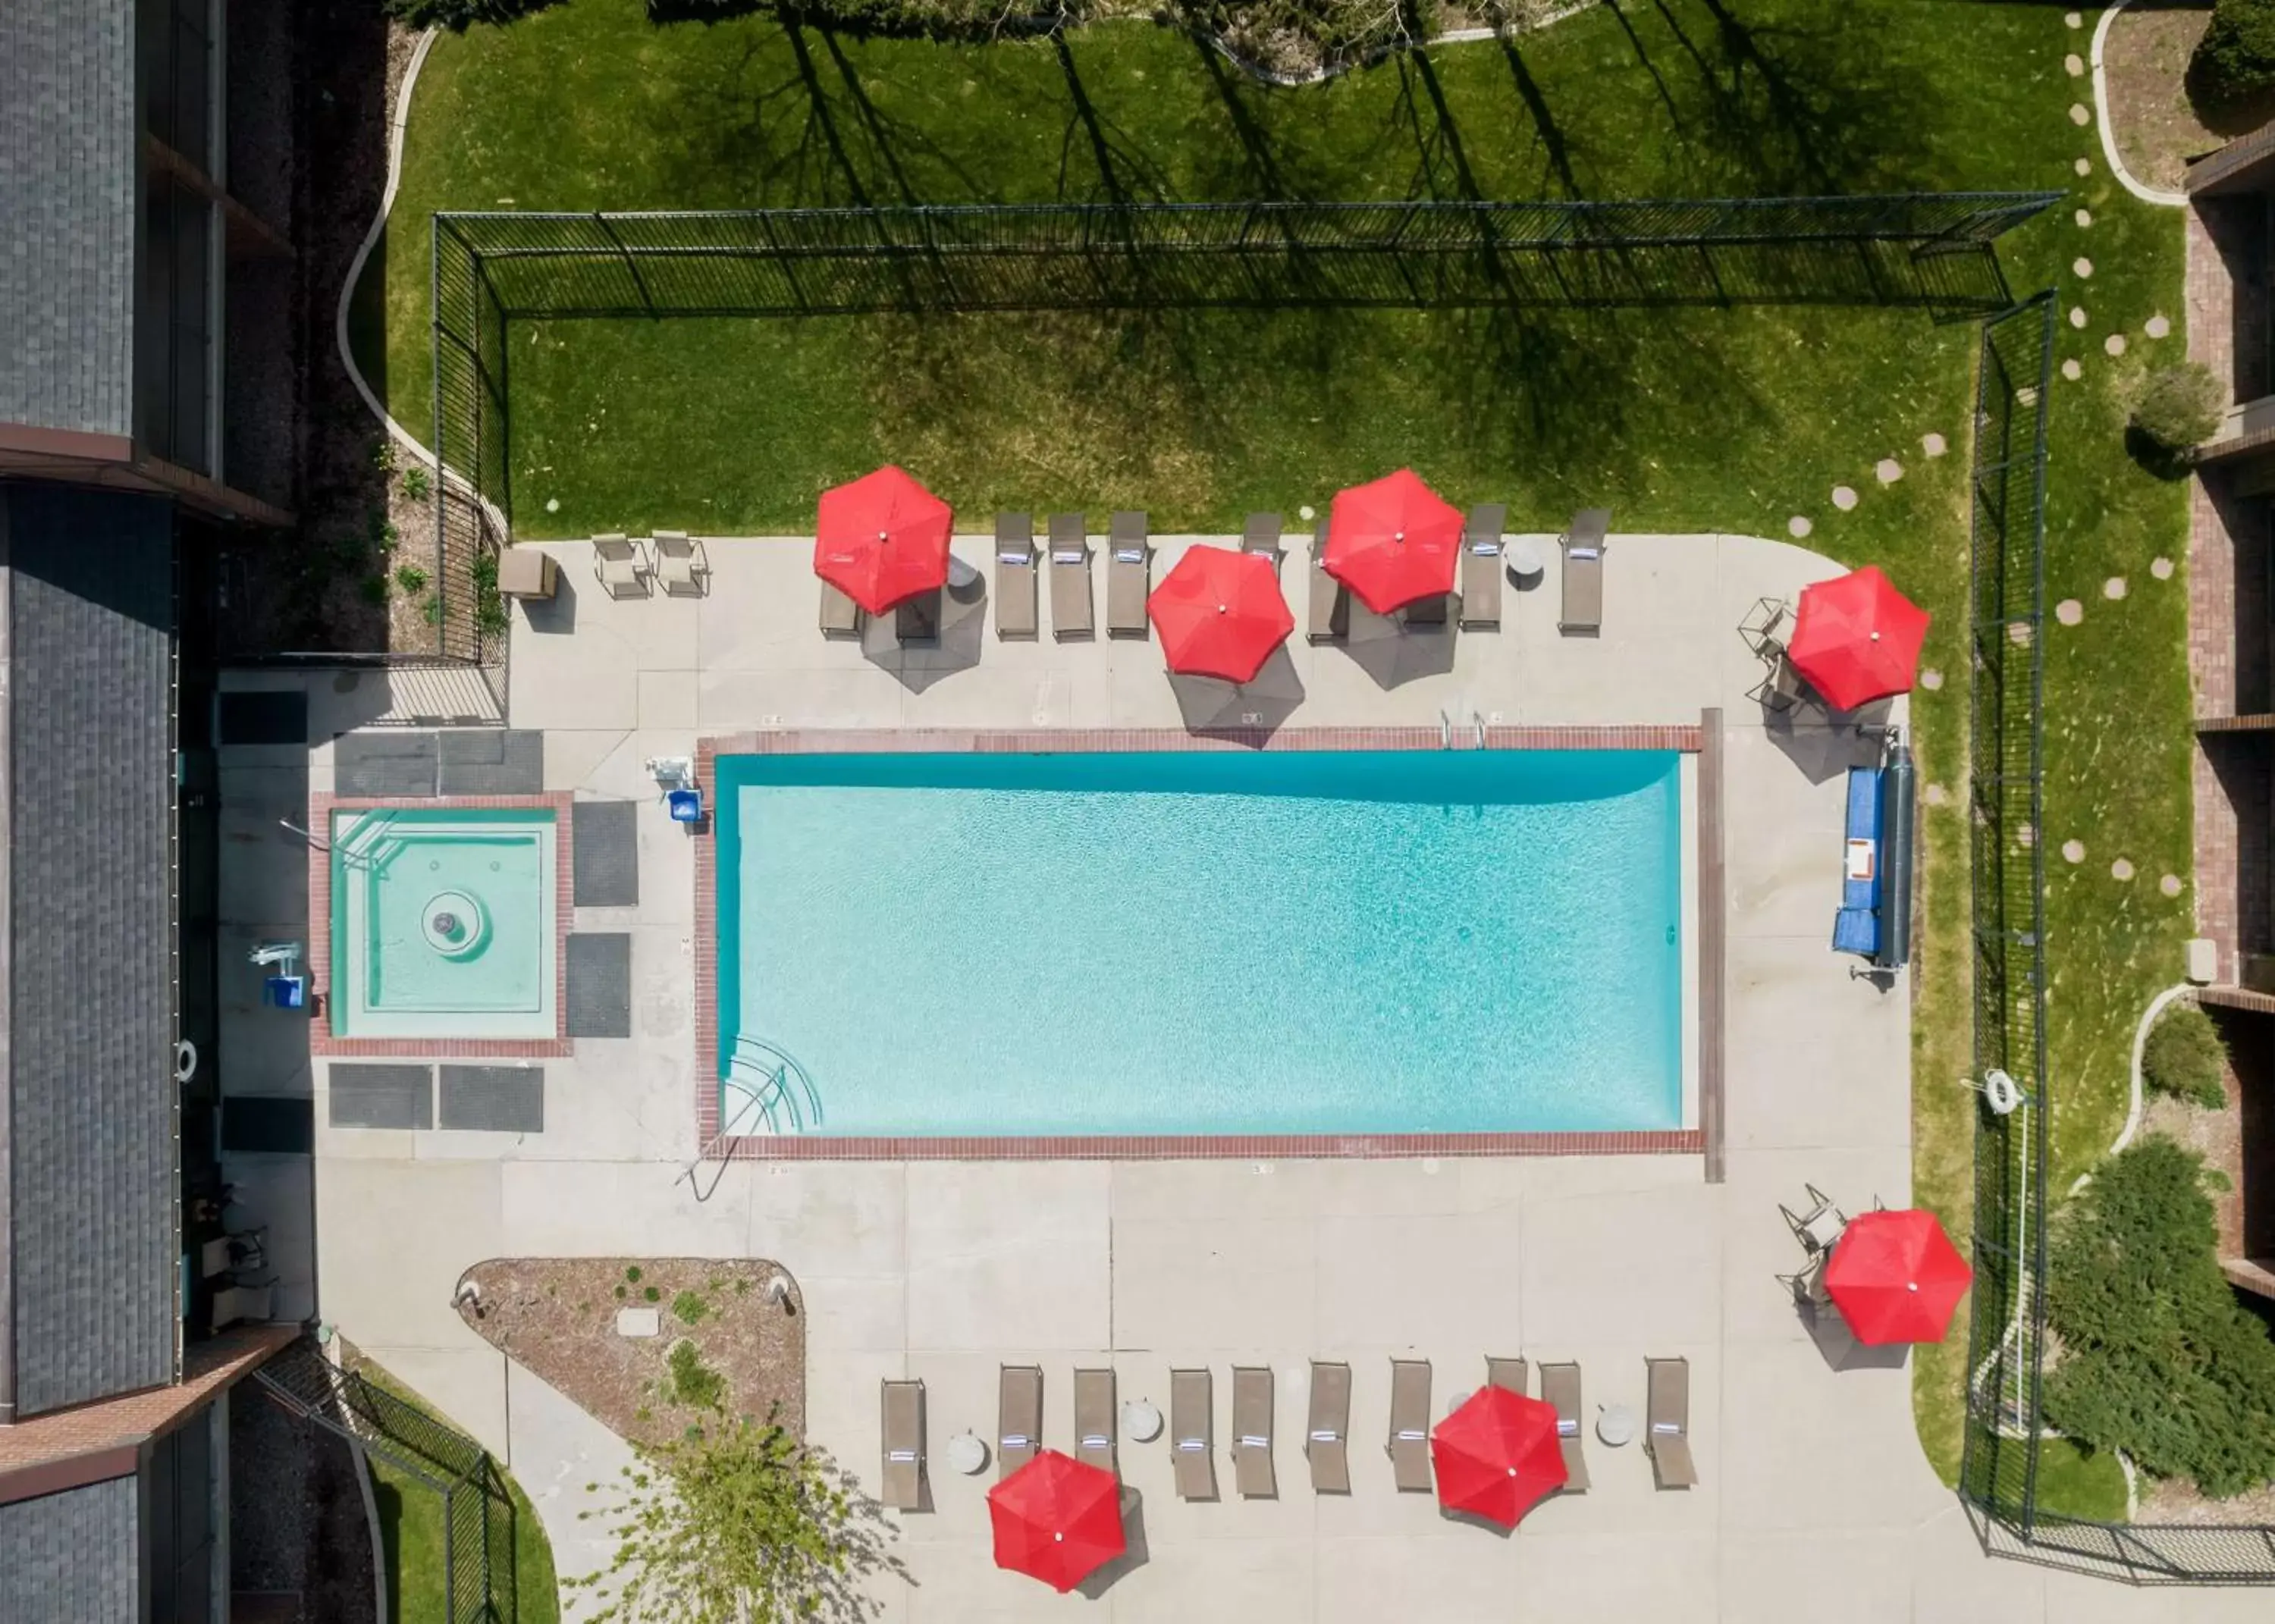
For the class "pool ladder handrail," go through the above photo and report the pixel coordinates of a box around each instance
[724,1034,824,1136]
[280,813,395,873]
[1471,710,1488,749]
[1439,710,1453,749]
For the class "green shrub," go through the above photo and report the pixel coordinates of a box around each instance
[625,1264,642,1283]
[403,466,432,502]
[2128,362,2225,454]
[2042,1138,2275,1497]
[663,1340,725,1411]
[2143,1002,2230,1109]
[2192,0,2275,110]
[381,0,560,31]
[394,563,429,594]
[673,1290,709,1325]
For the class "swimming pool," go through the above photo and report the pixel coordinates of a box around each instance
[715,751,1686,1139]
[328,807,557,1039]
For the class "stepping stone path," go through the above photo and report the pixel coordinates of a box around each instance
[2056,599,2084,625]
[2069,306,2088,329]
[2073,258,2093,279]
[2104,576,2127,600]
[2106,334,2128,356]
[2066,53,2085,76]
[2010,620,2034,646]
[2161,874,2183,898]
[2076,157,2093,177]
[2066,10,2082,25]
[1832,485,1859,511]
[2152,556,2174,579]
[1788,515,1814,539]
[1925,783,1949,807]
[1876,459,1903,484]
[1298,503,1316,521]
[2076,208,2093,228]
[2111,858,2135,882]
[1919,668,1944,691]
[2063,359,2084,381]
[2145,315,2171,339]
[2018,823,2036,848]
[544,497,561,513]
[1922,433,1947,458]
[2070,105,2092,127]
[2063,839,2086,864]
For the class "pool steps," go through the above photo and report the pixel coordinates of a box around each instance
[724,1035,824,1135]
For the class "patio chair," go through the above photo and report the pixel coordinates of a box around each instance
[1778,1252,1835,1321]
[1539,1361,1588,1493]
[1232,1365,1276,1499]
[895,588,941,646]
[1403,590,1449,629]
[1485,1356,1527,1397]
[1739,594,1792,660]
[996,513,1038,639]
[1308,514,1348,644]
[1306,1360,1351,1494]
[1242,512,1284,566]
[880,1378,925,1511]
[209,1280,274,1334]
[1048,514,1094,640]
[1460,503,1507,630]
[652,531,708,597]
[1559,507,1610,635]
[1171,1368,1216,1500]
[998,1363,1042,1480]
[1645,1356,1698,1490]
[1751,650,1807,713]
[1387,1357,1432,1492]
[1106,511,1151,638]
[821,582,863,638]
[1781,1182,1848,1258]
[1075,1367,1117,1479]
[593,534,650,600]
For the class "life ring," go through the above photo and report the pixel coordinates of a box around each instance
[1982,1069,2020,1116]
[174,1039,198,1083]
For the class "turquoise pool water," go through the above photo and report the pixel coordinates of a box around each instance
[329,807,557,1039]
[717,751,1684,1137]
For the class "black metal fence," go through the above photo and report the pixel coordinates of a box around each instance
[254,1341,519,1622]
[1956,295,2275,1585]
[428,192,2056,530]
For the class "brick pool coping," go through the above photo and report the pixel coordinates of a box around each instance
[307,791,576,1059]
[692,723,1717,1162]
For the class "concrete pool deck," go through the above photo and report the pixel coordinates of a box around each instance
[254,531,2263,1619]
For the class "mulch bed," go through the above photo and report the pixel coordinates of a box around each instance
[457,1259,805,1449]
[2103,4,2271,193]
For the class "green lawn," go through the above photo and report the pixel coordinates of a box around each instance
[362,0,2198,1505]
[358,1365,561,1624]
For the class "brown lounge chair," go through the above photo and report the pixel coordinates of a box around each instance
[1486,1356,1527,1397]
[1232,1365,1276,1499]
[1539,1361,1588,1492]
[1387,1358,1432,1492]
[821,582,862,638]
[880,1378,925,1511]
[998,1364,1042,1480]
[1559,506,1610,635]
[1646,1356,1697,1489]
[1306,1360,1351,1494]
[1171,1368,1216,1500]
[896,590,940,645]
[1307,515,1347,644]
[1242,512,1284,566]
[1106,511,1150,638]
[1075,1367,1117,1478]
[1460,504,1507,629]
[996,513,1038,639]
[1048,514,1093,639]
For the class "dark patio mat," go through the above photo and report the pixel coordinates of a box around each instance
[334,731,438,797]
[573,801,639,907]
[438,729,544,795]
[327,1064,435,1130]
[439,1066,544,1133]
[223,1095,315,1154]
[218,691,308,746]
[566,933,632,1038]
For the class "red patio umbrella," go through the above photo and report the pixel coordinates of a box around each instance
[1430,1385,1567,1529]
[1785,566,1931,713]
[1323,468,1464,615]
[1147,545,1296,683]
[1822,1207,1972,1346]
[987,1449,1125,1593]
[814,465,953,616]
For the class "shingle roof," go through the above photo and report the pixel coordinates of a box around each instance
[0,2,137,436]
[0,1478,140,1622]
[2,484,177,1416]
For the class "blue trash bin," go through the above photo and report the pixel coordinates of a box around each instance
[265,974,308,1010]
[667,786,704,823]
